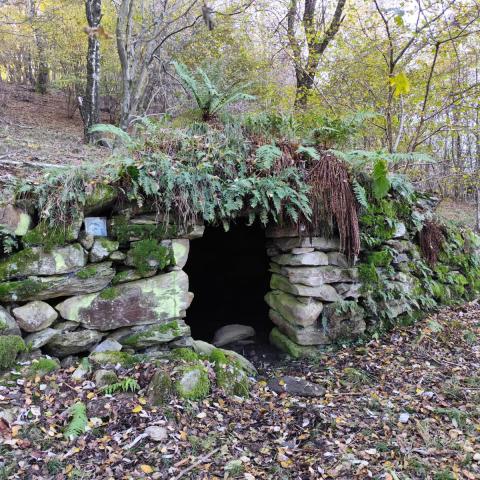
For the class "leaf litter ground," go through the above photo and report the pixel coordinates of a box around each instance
[0,302,479,480]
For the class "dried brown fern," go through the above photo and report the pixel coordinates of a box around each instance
[304,153,360,260]
[420,220,444,266]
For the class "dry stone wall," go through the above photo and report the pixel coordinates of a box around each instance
[264,225,365,355]
[0,204,202,359]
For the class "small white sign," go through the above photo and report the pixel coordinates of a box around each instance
[84,217,107,237]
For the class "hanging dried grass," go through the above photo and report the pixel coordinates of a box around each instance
[304,153,360,260]
[420,220,444,266]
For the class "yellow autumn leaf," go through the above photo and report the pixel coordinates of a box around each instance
[389,72,411,96]
[140,464,154,474]
[280,459,293,468]
[65,464,74,474]
[87,392,95,399]
[132,405,143,413]
[138,397,147,405]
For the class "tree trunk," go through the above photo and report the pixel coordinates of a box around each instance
[82,0,102,143]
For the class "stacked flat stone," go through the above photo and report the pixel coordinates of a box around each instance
[0,204,201,358]
[265,225,365,351]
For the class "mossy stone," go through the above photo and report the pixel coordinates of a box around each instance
[269,328,316,359]
[209,348,250,397]
[148,369,174,405]
[175,365,210,400]
[89,351,139,367]
[0,335,26,370]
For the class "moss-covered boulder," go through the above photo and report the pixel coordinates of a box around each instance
[209,348,250,397]
[0,244,87,281]
[174,364,210,400]
[89,239,119,263]
[23,218,83,248]
[84,184,118,214]
[89,351,139,367]
[148,369,174,405]
[0,335,26,370]
[120,320,190,348]
[0,262,115,302]
[55,270,190,331]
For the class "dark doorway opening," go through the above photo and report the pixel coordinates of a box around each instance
[185,222,271,344]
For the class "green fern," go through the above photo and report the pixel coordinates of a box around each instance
[89,124,134,147]
[255,145,282,171]
[296,145,320,160]
[172,61,254,120]
[64,402,87,440]
[101,377,140,395]
[352,180,369,208]
[372,158,390,200]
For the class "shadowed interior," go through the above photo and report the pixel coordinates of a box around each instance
[185,222,271,344]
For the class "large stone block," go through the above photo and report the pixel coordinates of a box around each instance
[280,265,358,286]
[0,244,87,281]
[264,290,323,327]
[266,224,307,238]
[45,329,103,357]
[118,319,191,348]
[269,309,328,345]
[322,303,366,341]
[0,262,115,302]
[270,274,340,301]
[171,239,190,269]
[12,301,58,332]
[272,251,328,267]
[55,270,190,331]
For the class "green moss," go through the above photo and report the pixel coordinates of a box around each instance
[367,250,393,267]
[89,351,139,367]
[209,348,249,397]
[0,319,6,332]
[172,347,199,362]
[85,184,118,211]
[148,370,173,405]
[0,335,25,370]
[99,287,120,300]
[0,247,40,281]
[111,216,177,244]
[0,278,46,302]
[129,239,174,275]
[121,321,182,347]
[358,263,380,287]
[269,328,317,359]
[76,265,98,279]
[29,358,60,376]
[23,223,76,250]
[99,238,119,252]
[111,270,131,285]
[174,365,210,400]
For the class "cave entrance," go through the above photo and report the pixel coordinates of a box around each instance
[185,222,271,346]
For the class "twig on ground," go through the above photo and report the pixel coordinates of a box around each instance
[173,447,221,480]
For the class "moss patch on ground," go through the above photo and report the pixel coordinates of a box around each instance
[0,335,26,370]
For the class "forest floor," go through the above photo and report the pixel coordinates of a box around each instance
[0,83,109,196]
[1,302,479,480]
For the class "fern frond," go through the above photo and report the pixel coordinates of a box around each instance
[64,402,87,440]
[172,61,204,109]
[89,124,133,147]
[352,179,369,208]
[296,145,320,160]
[102,377,140,395]
[255,145,282,171]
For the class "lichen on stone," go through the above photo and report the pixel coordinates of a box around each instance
[76,265,98,279]
[89,351,139,367]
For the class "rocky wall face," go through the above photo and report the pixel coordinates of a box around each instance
[264,225,366,356]
[0,205,200,360]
